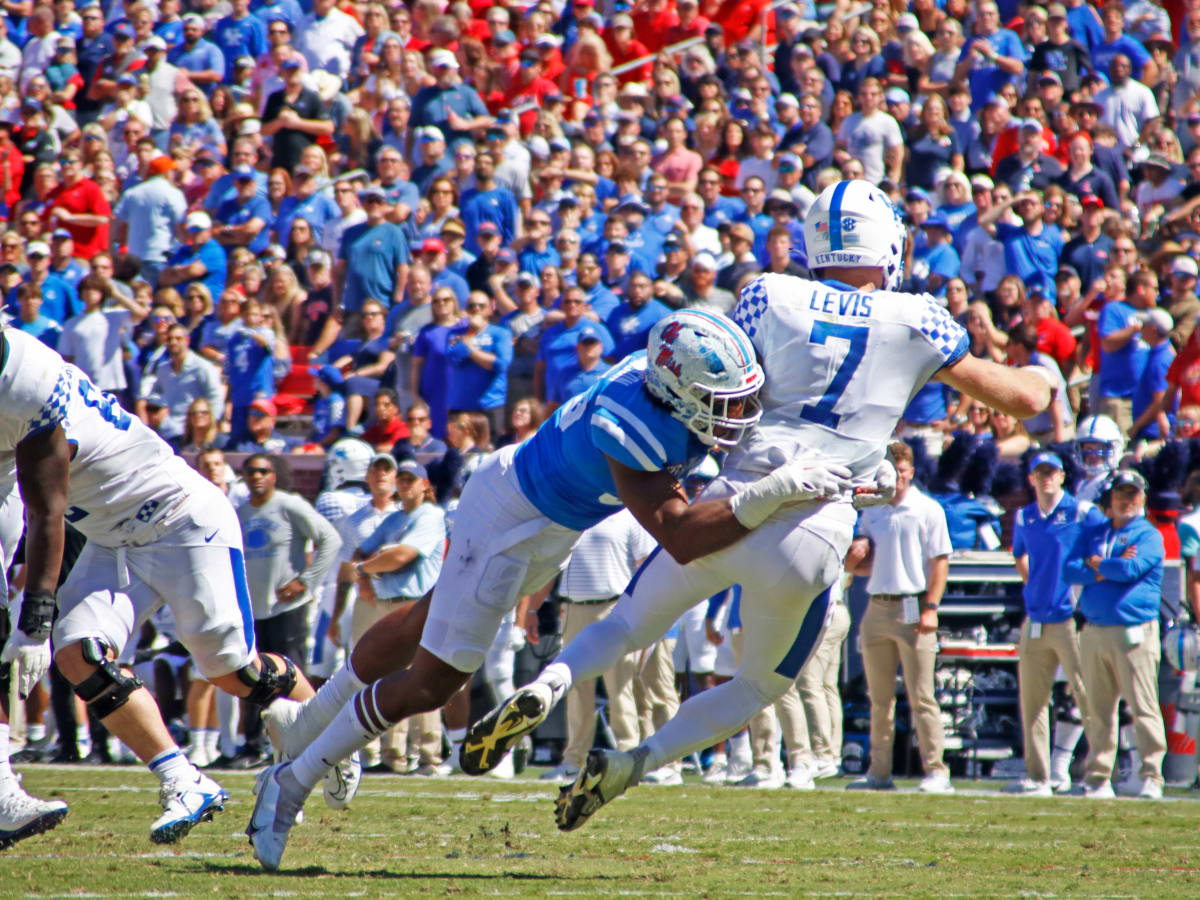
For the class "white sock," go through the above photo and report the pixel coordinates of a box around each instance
[535,662,574,706]
[554,617,636,693]
[1053,721,1084,753]
[446,726,467,744]
[27,723,46,743]
[295,662,369,740]
[75,724,91,756]
[205,729,220,756]
[729,730,752,767]
[147,748,198,785]
[0,723,13,783]
[217,690,238,757]
[291,686,390,791]
[189,728,204,751]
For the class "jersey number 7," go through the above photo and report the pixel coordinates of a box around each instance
[799,321,869,429]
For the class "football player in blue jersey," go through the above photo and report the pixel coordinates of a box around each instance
[466,179,1057,832]
[248,309,854,870]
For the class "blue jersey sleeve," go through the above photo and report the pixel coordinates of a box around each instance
[587,388,671,472]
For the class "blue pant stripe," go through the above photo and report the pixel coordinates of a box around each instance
[774,587,832,680]
[621,545,662,599]
[228,547,256,655]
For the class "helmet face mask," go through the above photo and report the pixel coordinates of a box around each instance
[1074,414,1124,478]
[804,179,906,291]
[645,310,764,448]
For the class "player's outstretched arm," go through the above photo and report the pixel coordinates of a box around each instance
[934,353,1052,421]
[15,424,70,599]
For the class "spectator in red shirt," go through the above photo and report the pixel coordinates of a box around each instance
[504,49,559,133]
[361,386,411,451]
[1025,285,1078,377]
[702,0,766,45]
[605,14,652,85]
[664,0,709,45]
[0,122,25,219]
[43,150,112,259]
[533,33,565,82]
[632,0,680,53]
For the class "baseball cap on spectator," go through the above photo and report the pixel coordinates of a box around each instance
[279,57,303,71]
[775,2,799,17]
[1172,256,1199,277]
[1080,194,1103,209]
[259,244,287,261]
[358,185,387,202]
[495,247,516,264]
[182,13,205,28]
[619,81,649,98]
[896,12,919,32]
[1038,71,1062,86]
[1108,469,1147,492]
[583,109,603,125]
[577,332,603,346]
[970,174,994,192]
[1056,264,1079,281]
[615,194,649,214]
[1145,308,1174,334]
[557,193,579,209]
[516,271,539,288]
[144,393,167,411]
[705,23,723,38]
[249,399,277,417]
[416,125,444,143]
[186,211,212,231]
[366,451,397,471]
[441,219,466,238]
[144,35,167,52]
[1019,118,1042,133]
[306,249,332,268]
[663,234,683,250]
[1145,33,1174,52]
[1047,3,1068,18]
[494,29,517,46]
[906,186,931,204]
[691,251,718,271]
[1030,451,1063,471]
[611,13,634,28]
[528,135,550,159]
[21,98,41,113]
[430,49,459,69]
[885,88,909,106]
[478,221,501,238]
[311,365,345,387]
[54,39,75,55]
[766,189,798,213]
[778,152,801,172]
[113,22,135,40]
[606,240,630,255]
[535,33,563,48]
[147,156,175,177]
[233,165,256,181]
[922,212,950,231]
[420,237,446,254]
[549,136,571,153]
[519,48,541,66]
[235,55,255,68]
[26,241,49,258]
[1141,153,1172,170]
[51,228,72,240]
[117,73,138,87]
[397,460,428,480]
[728,223,755,244]
[776,93,800,109]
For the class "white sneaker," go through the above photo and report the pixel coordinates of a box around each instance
[734,767,784,789]
[554,748,642,832]
[701,754,727,783]
[1138,779,1164,800]
[539,762,580,784]
[150,772,228,844]
[484,752,515,780]
[0,783,69,850]
[642,765,683,786]
[722,757,752,785]
[462,683,554,776]
[811,760,841,780]
[186,742,213,769]
[1002,778,1053,797]
[245,763,306,871]
[323,752,362,810]
[846,774,895,791]
[1049,749,1073,792]
[786,766,815,790]
[918,772,955,794]
[1079,781,1116,799]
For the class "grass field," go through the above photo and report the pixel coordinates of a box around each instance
[5,764,1200,899]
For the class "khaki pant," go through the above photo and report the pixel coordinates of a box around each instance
[1096,395,1133,437]
[562,600,641,769]
[1017,618,1091,783]
[351,595,442,769]
[634,638,679,741]
[798,601,850,767]
[1079,620,1167,787]
[861,598,947,778]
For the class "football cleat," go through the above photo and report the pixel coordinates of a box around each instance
[246,763,305,871]
[149,772,228,844]
[324,752,362,810]
[0,786,69,850]
[554,748,644,832]
[461,683,553,776]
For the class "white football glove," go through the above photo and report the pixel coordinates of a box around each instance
[0,629,51,701]
[853,460,898,510]
[729,457,854,529]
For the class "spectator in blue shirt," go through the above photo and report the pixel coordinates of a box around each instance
[160,210,228,301]
[1130,307,1177,441]
[224,297,277,444]
[214,0,267,79]
[272,165,338,247]
[1008,451,1106,796]
[558,333,612,402]
[9,240,80,325]
[912,214,961,297]
[13,281,63,349]
[1092,3,1153,80]
[445,293,514,436]
[410,48,491,145]
[605,271,671,361]
[309,363,347,448]
[535,284,615,406]
[954,1,1028,109]
[981,189,1063,302]
[214,165,272,255]
[203,137,267,212]
[460,149,520,255]
[354,459,446,602]
[412,289,463,438]
[1064,468,1167,799]
[517,208,562,275]
[1097,268,1157,434]
[168,13,226,93]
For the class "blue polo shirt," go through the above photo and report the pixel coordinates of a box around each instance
[559,360,612,402]
[1012,492,1106,623]
[224,324,275,407]
[215,194,273,255]
[995,222,1063,301]
[518,244,561,276]
[1132,340,1176,439]
[213,12,267,76]
[273,190,339,246]
[460,187,520,254]
[203,170,269,213]
[168,39,226,86]
[444,322,513,411]
[338,221,412,313]
[1065,515,1164,626]
[359,503,446,600]
[1097,300,1149,398]
[606,298,672,361]
[166,238,227,302]
[8,274,80,325]
[538,319,615,402]
[703,196,746,229]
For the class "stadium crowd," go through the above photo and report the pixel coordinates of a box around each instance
[4,0,1200,798]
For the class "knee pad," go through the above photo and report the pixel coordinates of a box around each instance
[73,638,144,720]
[1051,683,1081,724]
[237,654,298,707]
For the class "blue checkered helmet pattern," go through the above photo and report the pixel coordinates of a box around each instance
[644,309,765,448]
[803,180,906,290]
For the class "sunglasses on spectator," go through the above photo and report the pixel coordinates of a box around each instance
[465,302,489,310]
[244,465,274,474]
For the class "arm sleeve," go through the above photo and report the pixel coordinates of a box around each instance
[289,495,343,587]
[1011,509,1027,557]
[1097,527,1165,582]
[1062,526,1096,585]
[386,507,445,559]
[922,501,954,560]
[359,509,401,557]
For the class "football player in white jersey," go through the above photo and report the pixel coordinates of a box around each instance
[246,309,855,871]
[0,328,319,844]
[1074,414,1125,503]
[466,179,1055,831]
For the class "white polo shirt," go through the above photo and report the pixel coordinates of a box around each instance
[559,509,656,602]
[857,485,952,597]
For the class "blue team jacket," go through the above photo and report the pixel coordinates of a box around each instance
[1064,515,1164,626]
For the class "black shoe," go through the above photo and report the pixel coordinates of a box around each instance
[10,747,47,765]
[48,747,82,764]
[203,753,239,769]
[363,762,393,775]
[225,747,272,770]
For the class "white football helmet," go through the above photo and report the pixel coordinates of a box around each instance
[1075,414,1125,478]
[645,309,764,448]
[324,438,374,488]
[1164,624,1200,672]
[803,179,906,290]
